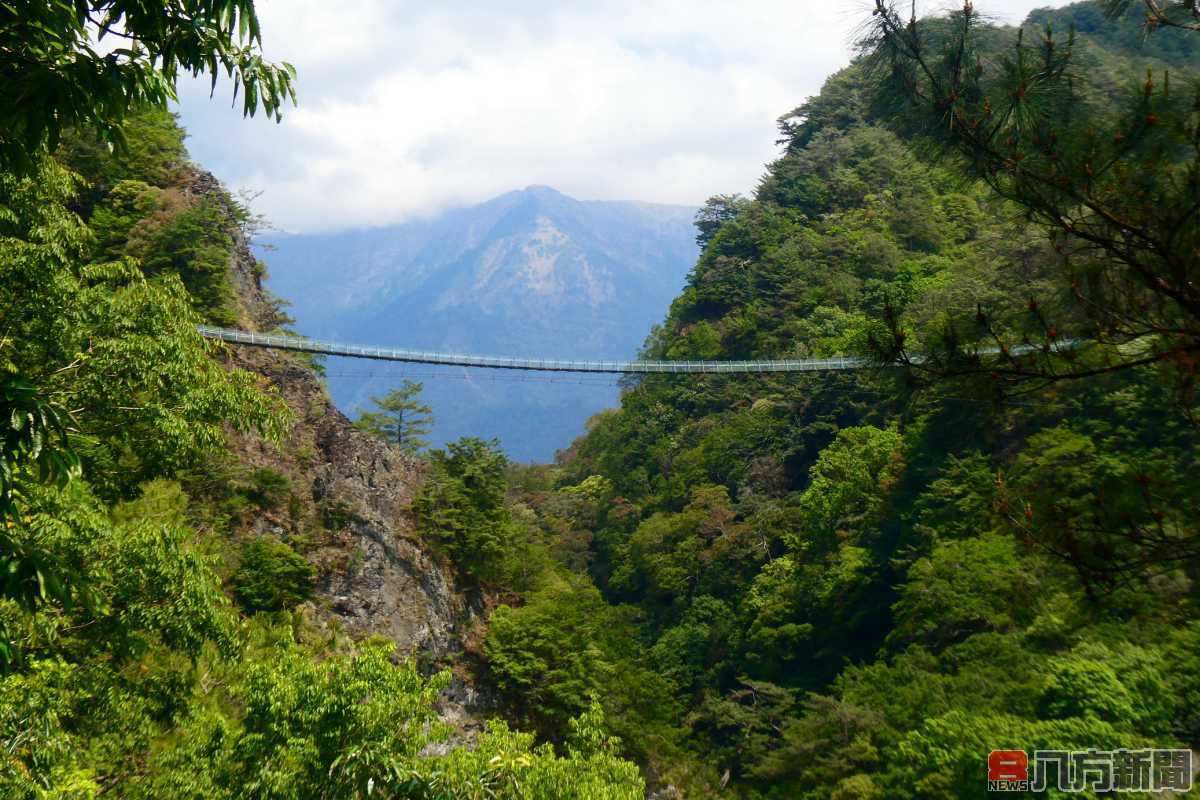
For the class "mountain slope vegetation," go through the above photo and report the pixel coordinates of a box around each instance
[0,25,643,800]
[443,3,1200,797]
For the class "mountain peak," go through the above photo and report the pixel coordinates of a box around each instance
[521,184,565,198]
[262,187,700,461]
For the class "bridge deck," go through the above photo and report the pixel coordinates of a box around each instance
[198,326,873,374]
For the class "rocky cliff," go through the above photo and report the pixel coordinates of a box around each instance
[192,168,487,664]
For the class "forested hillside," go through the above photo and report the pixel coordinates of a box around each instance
[446,2,1200,797]
[0,4,644,796]
[1,104,649,797]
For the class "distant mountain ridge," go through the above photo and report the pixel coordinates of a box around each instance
[261,186,699,460]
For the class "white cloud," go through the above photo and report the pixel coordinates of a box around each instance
[176,0,1070,233]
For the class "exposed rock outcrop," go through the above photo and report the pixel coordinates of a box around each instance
[193,167,486,662]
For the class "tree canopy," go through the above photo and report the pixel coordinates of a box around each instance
[860,0,1199,390]
[0,4,644,797]
[0,0,296,172]
[460,3,1200,795]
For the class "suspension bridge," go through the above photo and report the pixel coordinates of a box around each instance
[197,326,874,374]
[199,326,1078,375]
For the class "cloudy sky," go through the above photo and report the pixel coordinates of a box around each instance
[176,0,1067,233]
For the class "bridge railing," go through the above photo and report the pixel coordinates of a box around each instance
[197,325,878,374]
[197,325,1085,375]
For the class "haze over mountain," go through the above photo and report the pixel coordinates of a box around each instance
[261,185,699,460]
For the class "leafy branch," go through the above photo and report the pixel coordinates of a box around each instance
[0,0,297,172]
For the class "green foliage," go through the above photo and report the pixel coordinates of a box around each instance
[0,109,284,687]
[0,0,296,173]
[182,642,446,799]
[531,5,1200,795]
[482,579,679,762]
[648,596,733,697]
[687,678,801,783]
[243,467,291,510]
[82,172,246,323]
[353,379,434,453]
[60,107,190,195]
[694,193,751,248]
[89,179,168,257]
[230,537,315,613]
[415,701,645,800]
[131,195,242,323]
[880,710,1130,800]
[484,583,616,733]
[861,0,1200,385]
[0,479,239,793]
[0,5,651,798]
[0,658,101,797]
[777,66,870,152]
[415,437,513,580]
[1040,655,1136,722]
[0,372,79,520]
[1044,1,1200,63]
[618,484,754,611]
[792,425,902,551]
[0,156,290,498]
[888,534,1037,650]
[134,641,644,800]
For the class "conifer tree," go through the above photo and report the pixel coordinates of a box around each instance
[354,380,435,453]
[1108,0,1199,32]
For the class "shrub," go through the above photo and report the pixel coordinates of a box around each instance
[230,537,315,613]
[244,467,290,510]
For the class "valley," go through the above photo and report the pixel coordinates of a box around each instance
[1,1,1198,798]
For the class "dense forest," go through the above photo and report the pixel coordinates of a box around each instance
[441,2,1200,797]
[2,0,1198,798]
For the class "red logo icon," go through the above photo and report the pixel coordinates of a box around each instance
[989,750,1029,782]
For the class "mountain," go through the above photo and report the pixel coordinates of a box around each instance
[260,186,699,461]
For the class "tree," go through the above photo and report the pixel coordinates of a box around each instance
[417,701,644,800]
[1,0,297,514]
[887,534,1038,651]
[136,642,645,800]
[860,1,1200,390]
[414,437,511,579]
[999,424,1200,588]
[1107,0,1200,32]
[0,0,296,172]
[484,584,614,735]
[694,193,750,249]
[353,380,434,454]
[0,158,290,499]
[0,373,78,521]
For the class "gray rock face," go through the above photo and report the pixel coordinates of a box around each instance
[309,444,481,659]
[320,524,470,659]
[195,167,485,661]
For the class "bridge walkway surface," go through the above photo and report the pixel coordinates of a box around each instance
[198,325,875,375]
